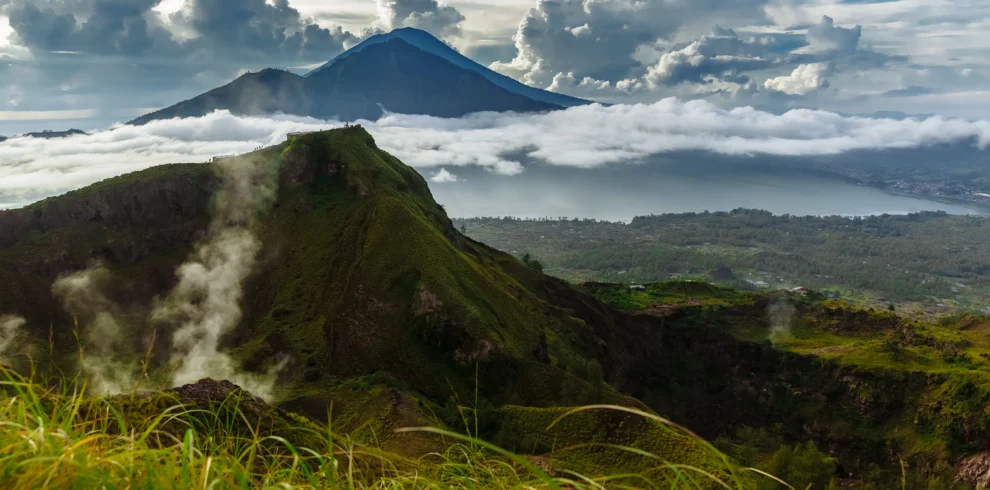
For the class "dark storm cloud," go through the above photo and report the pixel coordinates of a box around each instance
[5,0,179,56]
[2,0,361,62]
[170,0,359,61]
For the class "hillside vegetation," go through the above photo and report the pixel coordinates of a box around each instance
[0,128,987,488]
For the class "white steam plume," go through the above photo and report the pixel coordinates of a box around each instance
[152,153,284,401]
[1,100,989,207]
[768,296,796,344]
[0,315,25,363]
[51,265,144,394]
[49,153,285,400]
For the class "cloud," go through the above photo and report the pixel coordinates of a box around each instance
[1,103,989,209]
[376,0,464,38]
[791,15,901,69]
[764,62,831,95]
[490,0,770,88]
[548,72,618,97]
[558,13,907,100]
[430,167,458,183]
[805,15,860,54]
[643,27,773,90]
[0,0,363,122]
[3,0,179,56]
[171,0,359,61]
[0,112,333,205]
[883,86,935,97]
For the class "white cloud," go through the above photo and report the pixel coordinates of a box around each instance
[805,15,861,54]
[489,0,770,88]
[548,72,615,96]
[643,27,772,90]
[764,63,831,95]
[376,0,465,38]
[1,104,989,208]
[0,16,11,47]
[430,167,458,183]
[0,112,337,206]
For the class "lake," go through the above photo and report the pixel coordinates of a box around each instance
[429,157,983,221]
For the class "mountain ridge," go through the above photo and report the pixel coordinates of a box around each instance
[131,28,588,125]
[306,28,590,109]
[0,129,88,143]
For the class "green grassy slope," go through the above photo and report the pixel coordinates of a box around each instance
[5,128,987,487]
[0,128,742,483]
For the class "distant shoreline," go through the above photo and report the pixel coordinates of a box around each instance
[873,187,990,215]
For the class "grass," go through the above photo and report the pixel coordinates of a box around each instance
[0,370,776,489]
[582,281,761,312]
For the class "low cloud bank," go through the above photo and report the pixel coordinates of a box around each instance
[0,100,988,208]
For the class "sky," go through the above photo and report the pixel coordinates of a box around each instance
[1,0,989,135]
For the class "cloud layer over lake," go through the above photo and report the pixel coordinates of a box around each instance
[0,100,988,208]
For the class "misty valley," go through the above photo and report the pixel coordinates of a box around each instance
[0,6,989,490]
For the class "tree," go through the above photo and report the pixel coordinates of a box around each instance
[521,253,545,273]
[760,442,836,490]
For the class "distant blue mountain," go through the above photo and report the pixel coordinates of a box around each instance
[0,129,87,143]
[132,28,589,125]
[306,28,590,109]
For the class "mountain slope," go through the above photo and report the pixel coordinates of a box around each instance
[129,69,384,124]
[131,28,585,125]
[0,127,661,412]
[307,28,590,109]
[303,38,561,117]
[0,127,733,477]
[5,128,988,486]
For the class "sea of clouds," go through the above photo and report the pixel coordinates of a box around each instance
[0,99,988,208]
